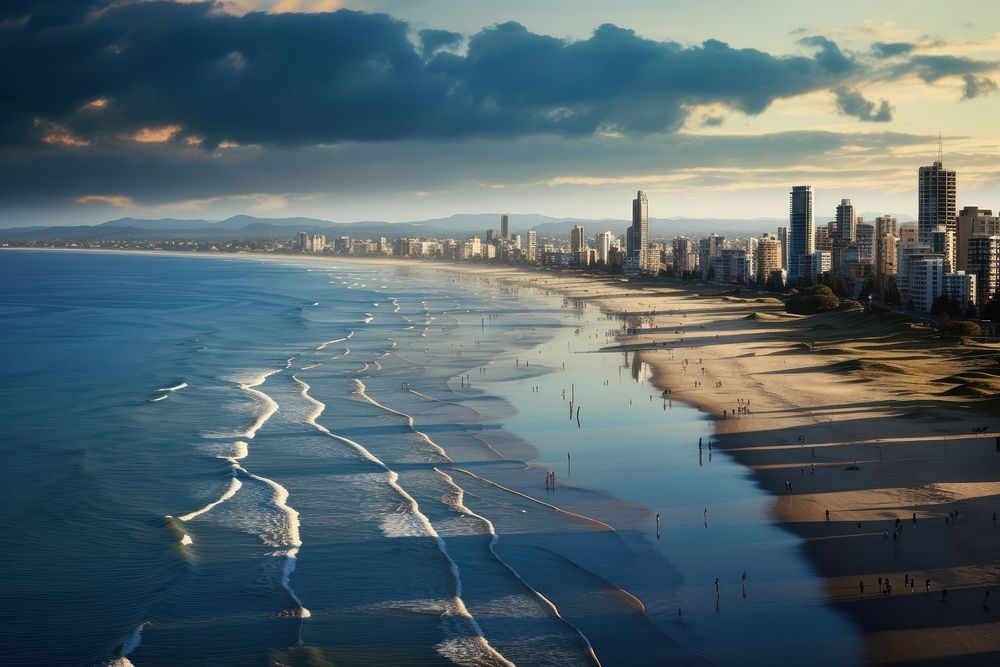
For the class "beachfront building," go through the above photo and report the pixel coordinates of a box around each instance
[803,250,831,282]
[956,206,1000,272]
[629,190,649,271]
[875,216,899,276]
[855,223,875,267]
[943,271,978,310]
[526,230,537,263]
[668,236,692,274]
[717,248,750,284]
[967,235,1000,308]
[918,159,957,246]
[571,224,587,257]
[789,185,815,280]
[777,226,789,269]
[500,214,510,240]
[835,199,856,242]
[908,254,946,313]
[699,234,725,279]
[931,226,956,273]
[595,231,614,265]
[755,234,782,282]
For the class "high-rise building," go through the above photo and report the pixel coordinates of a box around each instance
[570,224,586,253]
[875,216,898,276]
[908,254,945,313]
[755,234,782,282]
[956,206,1000,272]
[777,226,789,269]
[672,236,695,274]
[526,230,537,263]
[944,271,977,309]
[855,223,875,267]
[967,235,1000,308]
[788,185,815,280]
[930,226,956,273]
[717,248,750,284]
[918,160,957,246]
[596,231,614,264]
[630,190,649,269]
[297,231,310,250]
[835,199,856,242]
[500,214,510,240]
[699,234,725,279]
[803,250,831,281]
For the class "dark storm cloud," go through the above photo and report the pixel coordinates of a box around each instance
[1,1,872,148]
[0,130,934,207]
[961,74,998,99]
[833,87,893,122]
[896,54,997,83]
[418,28,463,57]
[871,42,915,59]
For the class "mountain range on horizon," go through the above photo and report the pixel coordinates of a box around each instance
[0,211,915,243]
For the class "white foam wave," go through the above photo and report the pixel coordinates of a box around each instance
[293,376,505,664]
[353,379,451,461]
[435,468,602,665]
[362,313,374,324]
[156,382,188,392]
[177,476,243,521]
[180,533,193,546]
[237,369,281,439]
[150,394,169,402]
[231,462,310,620]
[316,336,347,350]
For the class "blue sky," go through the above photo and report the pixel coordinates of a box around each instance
[1,0,998,225]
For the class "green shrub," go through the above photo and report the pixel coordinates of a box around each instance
[785,285,839,314]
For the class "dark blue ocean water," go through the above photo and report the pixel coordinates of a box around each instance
[0,251,859,666]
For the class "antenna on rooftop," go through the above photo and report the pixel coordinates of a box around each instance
[937,132,943,164]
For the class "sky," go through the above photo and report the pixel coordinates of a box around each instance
[1,0,999,227]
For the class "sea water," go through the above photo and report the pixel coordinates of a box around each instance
[0,250,859,665]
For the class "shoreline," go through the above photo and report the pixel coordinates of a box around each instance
[10,247,1000,663]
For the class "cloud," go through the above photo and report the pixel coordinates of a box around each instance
[832,87,893,122]
[896,54,998,83]
[961,74,998,99]
[1,2,889,149]
[700,115,725,128]
[419,28,463,58]
[871,41,915,58]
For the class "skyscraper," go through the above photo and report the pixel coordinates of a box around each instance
[956,206,1000,272]
[596,231,614,264]
[630,190,648,269]
[835,199,856,242]
[526,230,537,263]
[672,236,694,274]
[571,224,586,254]
[967,235,1000,307]
[777,226,788,269]
[918,160,957,246]
[500,214,510,240]
[788,185,815,280]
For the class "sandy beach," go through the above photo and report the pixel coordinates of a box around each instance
[506,271,1000,665]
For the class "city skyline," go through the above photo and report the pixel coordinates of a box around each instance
[2,1,1000,226]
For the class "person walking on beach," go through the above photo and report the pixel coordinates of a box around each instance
[742,571,748,599]
[704,508,708,527]
[656,513,661,539]
[714,577,720,598]
[859,579,865,597]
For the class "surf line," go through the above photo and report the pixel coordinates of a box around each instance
[451,468,616,533]
[317,330,354,351]
[352,379,451,462]
[292,374,509,666]
[434,468,602,666]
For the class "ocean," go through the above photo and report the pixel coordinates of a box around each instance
[0,250,859,666]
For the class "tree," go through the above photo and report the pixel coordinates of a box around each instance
[982,292,1000,321]
[785,285,840,314]
[941,320,982,336]
[764,270,785,293]
[931,295,961,318]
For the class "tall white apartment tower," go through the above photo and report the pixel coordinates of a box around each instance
[630,190,649,268]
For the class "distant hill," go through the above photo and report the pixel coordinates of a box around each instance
[0,211,915,242]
